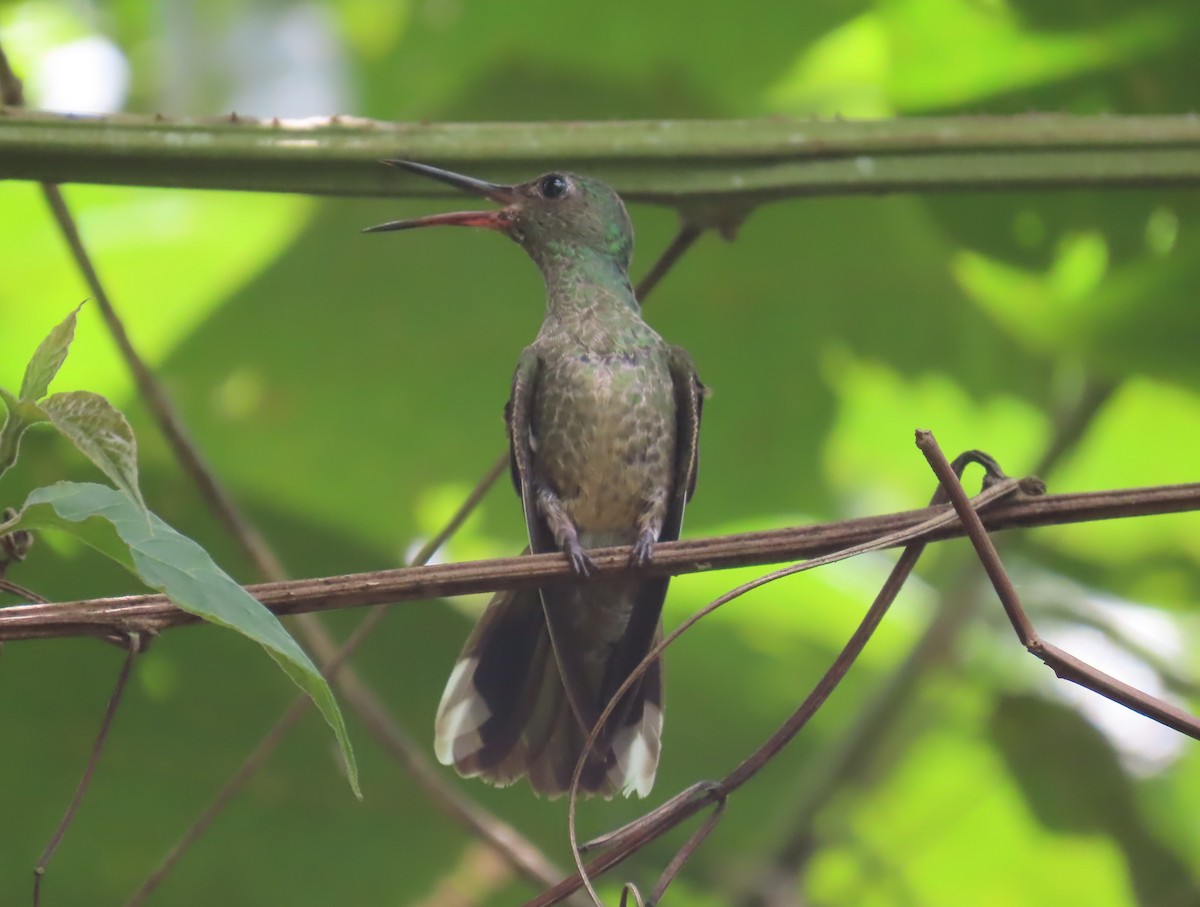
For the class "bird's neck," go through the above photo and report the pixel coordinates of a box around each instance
[536,245,638,319]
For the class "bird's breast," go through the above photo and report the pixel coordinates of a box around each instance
[533,348,676,537]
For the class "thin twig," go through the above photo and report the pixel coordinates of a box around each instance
[646,791,727,905]
[34,633,142,906]
[917,431,1200,738]
[122,455,571,906]
[38,184,288,581]
[558,477,1023,907]
[714,461,1011,794]
[288,465,573,894]
[0,578,49,603]
[1035,602,1200,699]
[1032,378,1117,477]
[123,688,311,907]
[2,482,1194,644]
[735,379,1119,907]
[546,429,1200,904]
[634,225,701,300]
[619,884,647,907]
[9,17,279,585]
[733,555,981,907]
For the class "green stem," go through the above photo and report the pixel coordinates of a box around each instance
[2,111,1200,215]
[0,410,26,481]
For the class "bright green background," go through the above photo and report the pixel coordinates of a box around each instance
[1,1,1198,905]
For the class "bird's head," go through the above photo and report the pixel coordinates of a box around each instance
[364,162,634,274]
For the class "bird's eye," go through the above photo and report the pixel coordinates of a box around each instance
[538,173,570,199]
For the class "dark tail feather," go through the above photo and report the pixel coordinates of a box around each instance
[434,587,663,799]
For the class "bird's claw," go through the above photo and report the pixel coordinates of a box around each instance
[630,532,656,568]
[565,541,596,578]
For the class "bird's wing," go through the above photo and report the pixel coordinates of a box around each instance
[507,347,557,554]
[668,344,705,517]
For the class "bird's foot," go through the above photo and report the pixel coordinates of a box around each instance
[565,539,596,578]
[630,529,657,568]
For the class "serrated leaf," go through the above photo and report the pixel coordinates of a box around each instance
[6,481,360,797]
[20,305,82,403]
[39,390,145,509]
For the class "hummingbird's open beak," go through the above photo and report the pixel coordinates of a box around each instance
[363,161,518,233]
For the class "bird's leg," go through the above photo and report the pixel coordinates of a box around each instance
[535,482,595,578]
[631,488,669,567]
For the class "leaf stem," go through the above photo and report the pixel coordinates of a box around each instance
[0,408,26,480]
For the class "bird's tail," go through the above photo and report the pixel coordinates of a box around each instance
[434,584,663,799]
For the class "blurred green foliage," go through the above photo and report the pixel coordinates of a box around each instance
[0,0,1197,905]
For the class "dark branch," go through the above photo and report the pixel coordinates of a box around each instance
[917,433,1200,738]
[562,458,1019,907]
[34,633,142,905]
[634,224,702,300]
[731,381,1120,907]
[535,459,1200,906]
[1,483,1195,643]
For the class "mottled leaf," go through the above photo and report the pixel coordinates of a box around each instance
[39,390,145,509]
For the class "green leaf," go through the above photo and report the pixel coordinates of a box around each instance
[39,390,145,509]
[6,481,360,797]
[20,305,82,403]
[0,490,136,569]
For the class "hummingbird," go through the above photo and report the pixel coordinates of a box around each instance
[366,162,704,799]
